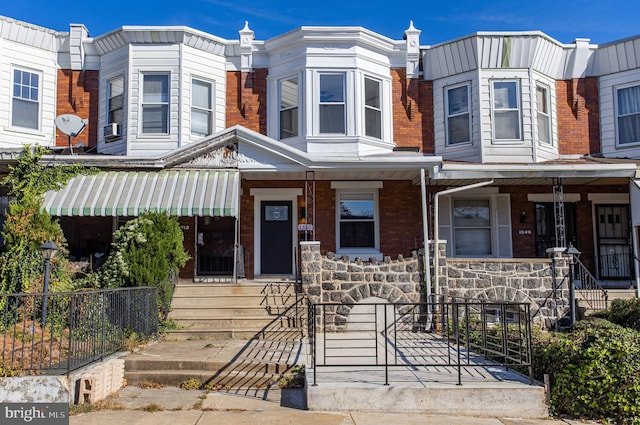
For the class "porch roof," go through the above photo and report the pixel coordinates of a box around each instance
[41,169,239,217]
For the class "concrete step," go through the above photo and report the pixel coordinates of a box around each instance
[170,316,301,329]
[124,369,286,388]
[606,288,637,300]
[164,328,304,341]
[173,282,298,297]
[168,306,277,318]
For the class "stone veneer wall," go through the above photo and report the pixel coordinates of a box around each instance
[299,242,570,329]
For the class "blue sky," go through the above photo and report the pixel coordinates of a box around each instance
[2,0,639,45]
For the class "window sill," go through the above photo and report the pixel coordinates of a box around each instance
[3,126,47,138]
[136,134,172,139]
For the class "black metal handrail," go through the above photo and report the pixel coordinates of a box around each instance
[308,297,533,386]
[573,258,609,312]
[0,287,158,375]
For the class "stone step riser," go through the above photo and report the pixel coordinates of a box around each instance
[124,371,285,389]
[169,307,289,318]
[171,317,301,329]
[170,296,298,308]
[173,284,298,297]
[164,329,303,340]
[124,360,291,374]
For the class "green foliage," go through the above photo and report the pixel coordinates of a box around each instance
[277,364,306,389]
[92,212,189,319]
[180,377,202,390]
[532,320,640,424]
[592,298,640,332]
[0,146,92,296]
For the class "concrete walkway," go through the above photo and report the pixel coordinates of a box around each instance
[69,386,595,425]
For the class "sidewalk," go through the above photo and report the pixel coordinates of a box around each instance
[69,386,596,425]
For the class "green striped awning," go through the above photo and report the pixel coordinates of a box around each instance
[42,170,239,217]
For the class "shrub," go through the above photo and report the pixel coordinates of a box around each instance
[92,212,189,319]
[593,298,640,332]
[533,320,640,424]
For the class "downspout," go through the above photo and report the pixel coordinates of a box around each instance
[233,171,240,284]
[420,169,431,301]
[433,180,494,296]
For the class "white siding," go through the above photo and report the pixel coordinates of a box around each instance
[128,44,181,156]
[479,69,535,163]
[0,37,58,148]
[599,68,640,159]
[97,46,129,155]
[180,44,226,145]
[433,71,482,162]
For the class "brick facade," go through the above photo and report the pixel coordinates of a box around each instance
[226,70,268,134]
[556,78,600,155]
[391,69,434,154]
[56,70,99,148]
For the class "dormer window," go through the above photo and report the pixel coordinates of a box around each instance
[279,77,299,139]
[364,77,382,139]
[319,73,346,134]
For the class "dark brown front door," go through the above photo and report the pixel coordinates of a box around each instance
[260,201,293,274]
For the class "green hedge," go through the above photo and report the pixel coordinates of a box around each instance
[533,320,640,424]
[593,298,640,332]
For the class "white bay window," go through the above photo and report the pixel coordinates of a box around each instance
[491,80,521,141]
[142,73,169,134]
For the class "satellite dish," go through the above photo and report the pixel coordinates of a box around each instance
[54,114,87,137]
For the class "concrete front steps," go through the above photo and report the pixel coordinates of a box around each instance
[123,282,304,389]
[165,282,302,340]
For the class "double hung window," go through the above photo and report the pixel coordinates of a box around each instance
[364,77,381,139]
[492,81,521,140]
[319,73,346,134]
[107,76,124,126]
[536,84,551,144]
[616,84,640,145]
[337,192,377,250]
[12,69,40,130]
[446,84,471,145]
[191,78,213,137]
[453,199,492,256]
[141,74,169,134]
[279,77,298,139]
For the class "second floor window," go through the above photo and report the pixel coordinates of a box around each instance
[107,76,124,125]
[446,83,471,145]
[492,80,521,141]
[191,78,213,137]
[12,69,40,130]
[142,74,169,134]
[364,77,381,139]
[536,84,551,144]
[319,73,346,134]
[617,84,640,146]
[279,77,298,139]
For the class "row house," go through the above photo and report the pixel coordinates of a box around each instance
[0,15,639,295]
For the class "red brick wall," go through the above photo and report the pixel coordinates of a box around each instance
[556,78,600,155]
[56,69,99,148]
[239,179,424,277]
[391,69,434,154]
[226,70,268,134]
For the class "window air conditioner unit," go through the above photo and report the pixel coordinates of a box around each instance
[103,123,121,140]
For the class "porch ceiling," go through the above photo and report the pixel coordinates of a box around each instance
[41,169,239,217]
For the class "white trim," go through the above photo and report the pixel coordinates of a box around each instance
[490,79,523,143]
[587,193,629,203]
[334,188,381,260]
[331,181,383,189]
[10,66,43,132]
[528,193,581,202]
[444,81,472,146]
[614,81,640,148]
[250,188,301,276]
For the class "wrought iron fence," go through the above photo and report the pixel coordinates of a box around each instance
[308,297,533,386]
[0,287,158,375]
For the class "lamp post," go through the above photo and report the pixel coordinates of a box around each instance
[40,240,59,328]
[564,244,581,328]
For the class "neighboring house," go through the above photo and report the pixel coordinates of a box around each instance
[0,15,639,293]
